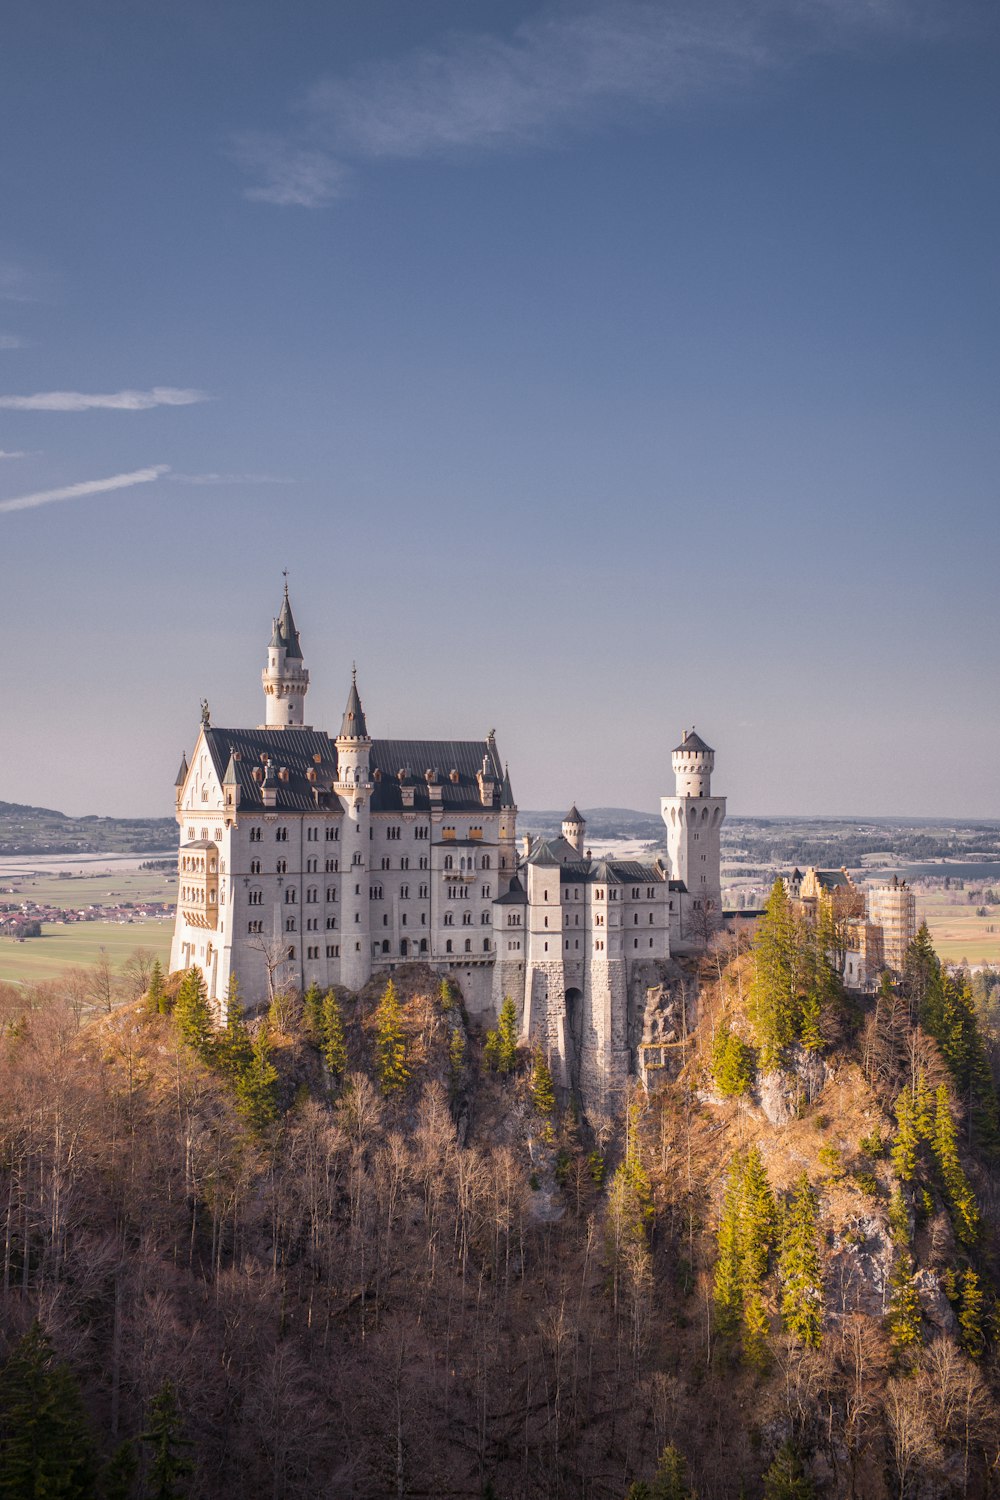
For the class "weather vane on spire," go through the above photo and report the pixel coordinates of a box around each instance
[282,568,289,597]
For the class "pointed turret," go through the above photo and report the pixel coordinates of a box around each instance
[339,666,369,740]
[174,751,189,788]
[275,583,302,659]
[261,580,309,729]
[222,750,239,786]
[499,763,515,808]
[561,804,586,855]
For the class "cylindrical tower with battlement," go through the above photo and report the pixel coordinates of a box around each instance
[261,584,310,729]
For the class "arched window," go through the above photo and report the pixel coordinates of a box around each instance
[446,939,453,954]
[464,938,472,953]
[419,938,428,953]
[483,938,490,952]
[382,940,390,953]
[444,854,454,871]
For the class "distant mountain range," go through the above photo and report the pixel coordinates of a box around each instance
[0,800,176,856]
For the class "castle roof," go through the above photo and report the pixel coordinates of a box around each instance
[494,875,527,905]
[174,751,189,788]
[273,587,303,659]
[370,738,506,814]
[563,805,585,824]
[527,839,562,867]
[338,669,369,740]
[674,728,712,754]
[200,727,340,813]
[500,763,515,807]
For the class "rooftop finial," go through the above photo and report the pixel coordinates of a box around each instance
[282,568,289,598]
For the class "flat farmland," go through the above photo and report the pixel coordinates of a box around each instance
[0,918,173,985]
[916,890,1000,966]
[1,868,175,908]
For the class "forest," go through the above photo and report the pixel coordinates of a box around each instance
[2,892,1000,1500]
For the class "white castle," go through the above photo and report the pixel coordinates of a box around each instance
[170,588,725,1095]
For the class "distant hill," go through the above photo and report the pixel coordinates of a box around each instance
[0,800,175,856]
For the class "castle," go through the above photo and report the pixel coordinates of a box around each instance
[169,588,725,1095]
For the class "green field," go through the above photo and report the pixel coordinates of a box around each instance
[1,869,175,908]
[0,919,173,985]
[917,890,1000,966]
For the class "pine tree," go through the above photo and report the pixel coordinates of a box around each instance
[914,1070,934,1143]
[711,1022,754,1096]
[438,977,455,1011]
[748,881,799,1068]
[779,1174,823,1348]
[0,1322,97,1500]
[302,981,324,1041]
[101,1439,138,1500]
[321,990,348,1081]
[713,1147,776,1361]
[887,1188,910,1246]
[904,922,941,1020]
[953,1267,985,1359]
[174,967,214,1058]
[886,1251,923,1352]
[483,1028,501,1071]
[219,985,252,1078]
[713,1165,745,1339]
[932,1085,979,1246]
[530,1046,557,1140]
[448,1027,466,1096]
[649,1443,693,1499]
[374,980,409,1096]
[141,1379,193,1500]
[762,1441,816,1499]
[146,959,165,1016]
[891,1087,918,1181]
[234,1028,279,1132]
[496,996,519,1073]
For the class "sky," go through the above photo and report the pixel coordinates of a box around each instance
[0,0,997,820]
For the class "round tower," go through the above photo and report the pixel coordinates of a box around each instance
[261,582,310,729]
[561,804,586,855]
[672,728,714,797]
[335,667,372,991]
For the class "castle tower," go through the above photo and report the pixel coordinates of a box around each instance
[335,667,372,991]
[562,805,586,855]
[260,583,310,729]
[661,728,726,919]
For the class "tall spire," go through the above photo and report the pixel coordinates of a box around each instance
[339,664,369,740]
[174,751,189,788]
[499,762,515,807]
[274,579,302,660]
[261,578,309,728]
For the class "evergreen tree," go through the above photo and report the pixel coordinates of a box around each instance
[931,1085,979,1246]
[448,1027,466,1096]
[374,980,409,1096]
[904,922,941,1020]
[958,1267,986,1359]
[321,989,348,1081]
[624,1487,652,1500]
[141,1380,193,1500]
[748,880,800,1068]
[886,1251,923,1353]
[483,1028,501,1071]
[146,959,165,1016]
[495,996,519,1073]
[101,1439,138,1500]
[0,1322,97,1500]
[649,1443,694,1499]
[779,1174,823,1348]
[762,1441,815,1500]
[234,1028,280,1132]
[530,1046,557,1140]
[219,984,252,1078]
[438,978,455,1012]
[887,1188,910,1246]
[713,1147,777,1362]
[711,1022,754,1096]
[173,967,214,1059]
[302,981,324,1041]
[891,1087,918,1181]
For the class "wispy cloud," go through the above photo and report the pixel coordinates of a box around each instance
[0,449,31,460]
[170,471,296,485]
[0,387,209,411]
[0,260,45,303]
[230,133,350,207]
[0,465,169,515]
[0,334,26,350]
[233,0,941,206]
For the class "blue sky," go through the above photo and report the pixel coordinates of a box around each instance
[1,1,997,818]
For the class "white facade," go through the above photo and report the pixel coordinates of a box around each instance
[170,591,725,1098]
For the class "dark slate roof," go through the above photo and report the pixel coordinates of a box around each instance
[563,804,585,824]
[174,752,189,788]
[495,876,527,905]
[201,727,341,814]
[369,738,504,814]
[527,839,562,867]
[589,859,623,885]
[669,880,688,892]
[339,670,369,740]
[222,752,239,786]
[181,838,217,850]
[500,763,515,807]
[275,588,302,659]
[813,869,851,890]
[606,861,665,882]
[673,728,713,754]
